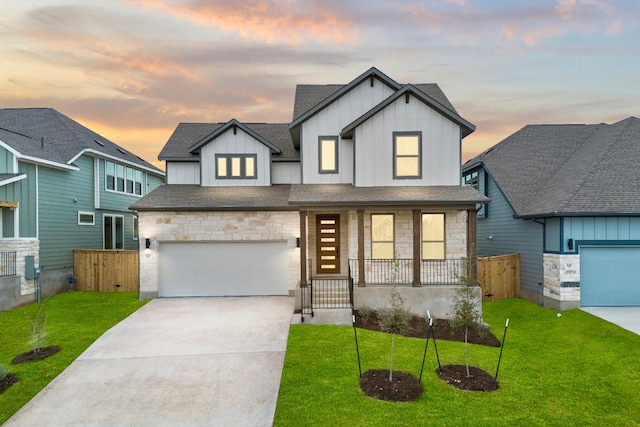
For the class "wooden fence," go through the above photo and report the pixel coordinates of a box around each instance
[73,250,138,292]
[477,253,520,302]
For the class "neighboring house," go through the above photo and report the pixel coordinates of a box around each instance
[132,67,488,319]
[463,117,640,310]
[0,108,165,311]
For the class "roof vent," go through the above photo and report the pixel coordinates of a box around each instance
[117,148,126,155]
[94,139,104,146]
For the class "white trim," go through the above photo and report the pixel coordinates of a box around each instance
[35,165,39,239]
[78,211,95,226]
[94,156,100,209]
[0,140,21,160]
[133,215,139,240]
[19,155,79,171]
[71,149,165,176]
[0,174,27,187]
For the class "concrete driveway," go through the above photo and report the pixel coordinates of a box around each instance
[5,296,295,427]
[581,306,640,336]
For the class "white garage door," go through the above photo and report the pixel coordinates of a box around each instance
[158,241,289,297]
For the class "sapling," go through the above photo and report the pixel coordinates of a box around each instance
[24,300,48,354]
[376,255,412,381]
[450,253,482,378]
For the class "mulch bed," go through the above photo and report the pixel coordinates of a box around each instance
[11,346,61,364]
[360,369,423,401]
[354,310,501,397]
[354,310,501,347]
[0,373,18,394]
[436,364,499,392]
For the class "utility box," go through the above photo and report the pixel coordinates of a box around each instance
[25,255,35,279]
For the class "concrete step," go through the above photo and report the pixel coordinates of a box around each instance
[300,308,353,326]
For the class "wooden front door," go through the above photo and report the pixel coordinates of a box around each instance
[316,214,340,274]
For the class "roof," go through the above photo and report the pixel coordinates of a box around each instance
[288,67,465,147]
[131,183,489,211]
[0,173,26,187]
[341,84,474,139]
[130,184,294,211]
[464,117,640,217]
[158,122,298,161]
[0,108,163,175]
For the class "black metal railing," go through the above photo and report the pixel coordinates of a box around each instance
[348,258,465,286]
[0,251,17,277]
[310,278,351,309]
[301,259,313,321]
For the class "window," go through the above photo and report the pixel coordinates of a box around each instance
[318,136,338,173]
[133,216,139,240]
[393,132,421,179]
[463,171,479,189]
[371,214,394,259]
[422,213,445,259]
[105,160,145,196]
[216,154,257,179]
[104,214,124,250]
[78,211,95,226]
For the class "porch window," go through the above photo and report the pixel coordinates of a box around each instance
[422,213,445,259]
[318,136,338,173]
[216,154,257,179]
[371,214,394,259]
[393,132,421,179]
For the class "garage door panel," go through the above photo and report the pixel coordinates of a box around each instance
[159,242,288,297]
[581,247,640,307]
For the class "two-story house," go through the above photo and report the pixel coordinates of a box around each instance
[131,67,488,320]
[0,108,165,311]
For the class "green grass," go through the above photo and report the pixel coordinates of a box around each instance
[275,299,640,426]
[0,292,148,424]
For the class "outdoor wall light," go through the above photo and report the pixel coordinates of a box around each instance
[567,238,574,250]
[145,238,151,249]
[296,237,301,248]
[486,235,493,240]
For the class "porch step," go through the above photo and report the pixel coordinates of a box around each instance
[301,308,353,326]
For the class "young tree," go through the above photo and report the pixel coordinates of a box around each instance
[450,254,482,378]
[24,300,48,354]
[377,256,412,381]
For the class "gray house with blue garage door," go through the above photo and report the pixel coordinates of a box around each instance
[463,117,640,310]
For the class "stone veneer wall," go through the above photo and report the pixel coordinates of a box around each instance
[138,211,300,298]
[0,238,40,295]
[543,253,580,310]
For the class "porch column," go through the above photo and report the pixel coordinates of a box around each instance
[300,210,308,287]
[467,208,478,280]
[413,209,421,287]
[357,209,365,287]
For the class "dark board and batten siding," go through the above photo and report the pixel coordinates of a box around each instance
[475,173,544,302]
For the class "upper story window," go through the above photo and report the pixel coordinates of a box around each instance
[319,136,338,174]
[106,160,144,196]
[216,154,257,179]
[422,213,445,259]
[463,170,479,189]
[371,214,394,259]
[393,132,422,179]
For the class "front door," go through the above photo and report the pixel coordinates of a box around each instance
[316,214,340,274]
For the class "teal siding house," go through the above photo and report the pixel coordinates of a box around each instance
[463,117,640,310]
[0,108,164,310]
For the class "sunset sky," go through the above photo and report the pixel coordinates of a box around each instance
[1,0,639,170]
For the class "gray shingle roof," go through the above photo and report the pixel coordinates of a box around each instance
[464,117,640,217]
[158,122,298,161]
[289,184,488,207]
[131,183,488,211]
[0,108,163,174]
[130,184,294,211]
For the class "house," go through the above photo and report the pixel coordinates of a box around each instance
[131,67,488,320]
[0,108,165,311]
[463,117,640,310]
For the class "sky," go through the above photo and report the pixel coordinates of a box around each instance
[1,0,639,170]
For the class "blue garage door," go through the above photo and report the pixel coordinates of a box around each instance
[580,246,640,306]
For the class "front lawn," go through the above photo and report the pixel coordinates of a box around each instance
[275,299,640,426]
[0,292,148,424]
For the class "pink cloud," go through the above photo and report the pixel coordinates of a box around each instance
[125,0,357,44]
